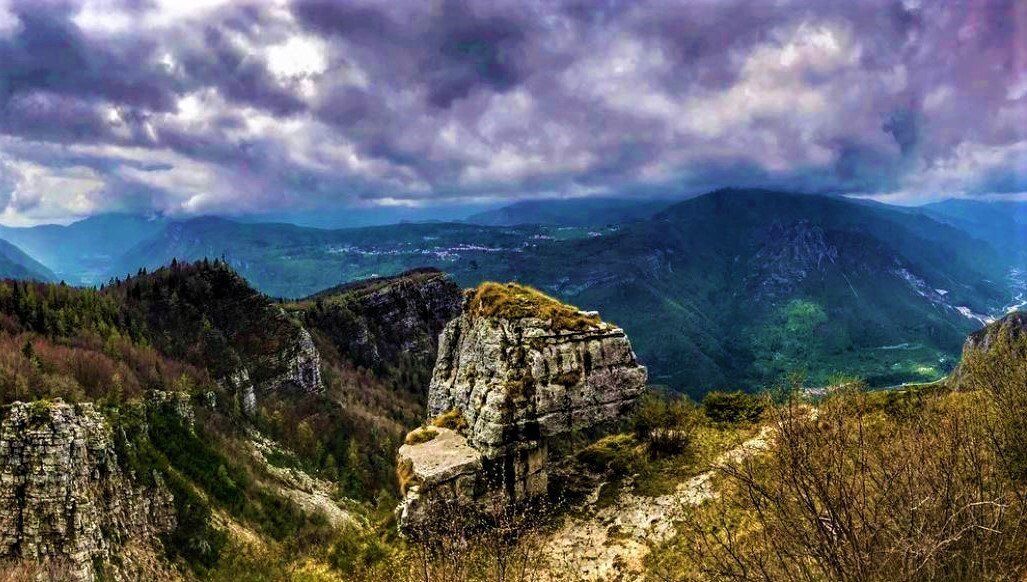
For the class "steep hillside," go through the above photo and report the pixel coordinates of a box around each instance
[444,190,1009,393]
[0,238,55,281]
[921,199,1027,262]
[0,262,465,579]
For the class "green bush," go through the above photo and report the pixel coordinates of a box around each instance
[702,390,766,424]
[632,393,701,456]
[577,433,642,474]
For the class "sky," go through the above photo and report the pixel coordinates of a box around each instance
[0,0,1024,225]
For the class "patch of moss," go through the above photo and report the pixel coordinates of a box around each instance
[26,399,53,426]
[468,282,600,331]
[430,409,468,433]
[396,458,416,495]
[403,427,438,446]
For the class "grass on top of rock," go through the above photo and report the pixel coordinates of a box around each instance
[468,282,600,331]
[404,427,439,445]
[430,409,468,433]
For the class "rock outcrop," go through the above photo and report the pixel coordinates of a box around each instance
[234,322,323,415]
[266,326,323,395]
[950,311,1026,389]
[0,400,176,581]
[398,283,647,529]
[298,268,463,377]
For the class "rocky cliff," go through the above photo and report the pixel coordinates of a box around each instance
[950,311,1025,389]
[296,268,463,378]
[0,400,176,581]
[398,283,647,529]
[232,322,323,415]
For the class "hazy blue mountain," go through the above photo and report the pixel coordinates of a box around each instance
[920,199,1027,262]
[0,238,56,281]
[99,189,1015,395]
[0,214,167,284]
[466,197,674,226]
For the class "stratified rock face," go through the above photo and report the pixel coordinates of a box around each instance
[0,401,175,581]
[428,311,648,458]
[399,283,647,530]
[234,323,323,415]
[266,326,323,395]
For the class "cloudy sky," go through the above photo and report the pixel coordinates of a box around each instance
[0,0,1023,225]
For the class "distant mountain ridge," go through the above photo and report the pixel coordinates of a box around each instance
[0,238,56,281]
[466,197,673,226]
[0,214,167,284]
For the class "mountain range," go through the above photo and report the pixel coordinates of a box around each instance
[0,189,1022,394]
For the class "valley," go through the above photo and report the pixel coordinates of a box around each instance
[0,190,1022,395]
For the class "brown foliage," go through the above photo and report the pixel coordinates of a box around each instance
[469,282,600,330]
[658,384,1027,581]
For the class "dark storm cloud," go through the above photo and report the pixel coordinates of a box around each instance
[0,0,1023,223]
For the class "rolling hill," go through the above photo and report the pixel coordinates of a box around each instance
[465,196,673,226]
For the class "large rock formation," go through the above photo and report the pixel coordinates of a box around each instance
[0,400,176,581]
[237,321,323,415]
[398,283,647,529]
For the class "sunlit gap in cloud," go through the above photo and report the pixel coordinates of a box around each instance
[0,0,1023,225]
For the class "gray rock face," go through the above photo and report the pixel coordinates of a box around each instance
[399,288,647,530]
[0,401,175,581]
[230,324,324,415]
[300,268,463,376]
[950,311,1026,389]
[429,314,647,457]
[266,326,323,395]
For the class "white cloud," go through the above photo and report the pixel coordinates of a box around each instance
[861,140,1027,204]
[266,36,328,79]
[0,0,19,38]
[0,156,106,225]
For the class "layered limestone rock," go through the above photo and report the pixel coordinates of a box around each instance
[266,326,323,395]
[0,400,175,581]
[398,283,647,529]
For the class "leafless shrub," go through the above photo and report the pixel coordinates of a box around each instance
[658,382,1027,581]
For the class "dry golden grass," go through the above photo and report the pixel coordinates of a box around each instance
[430,409,468,433]
[468,282,600,331]
[403,427,438,446]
